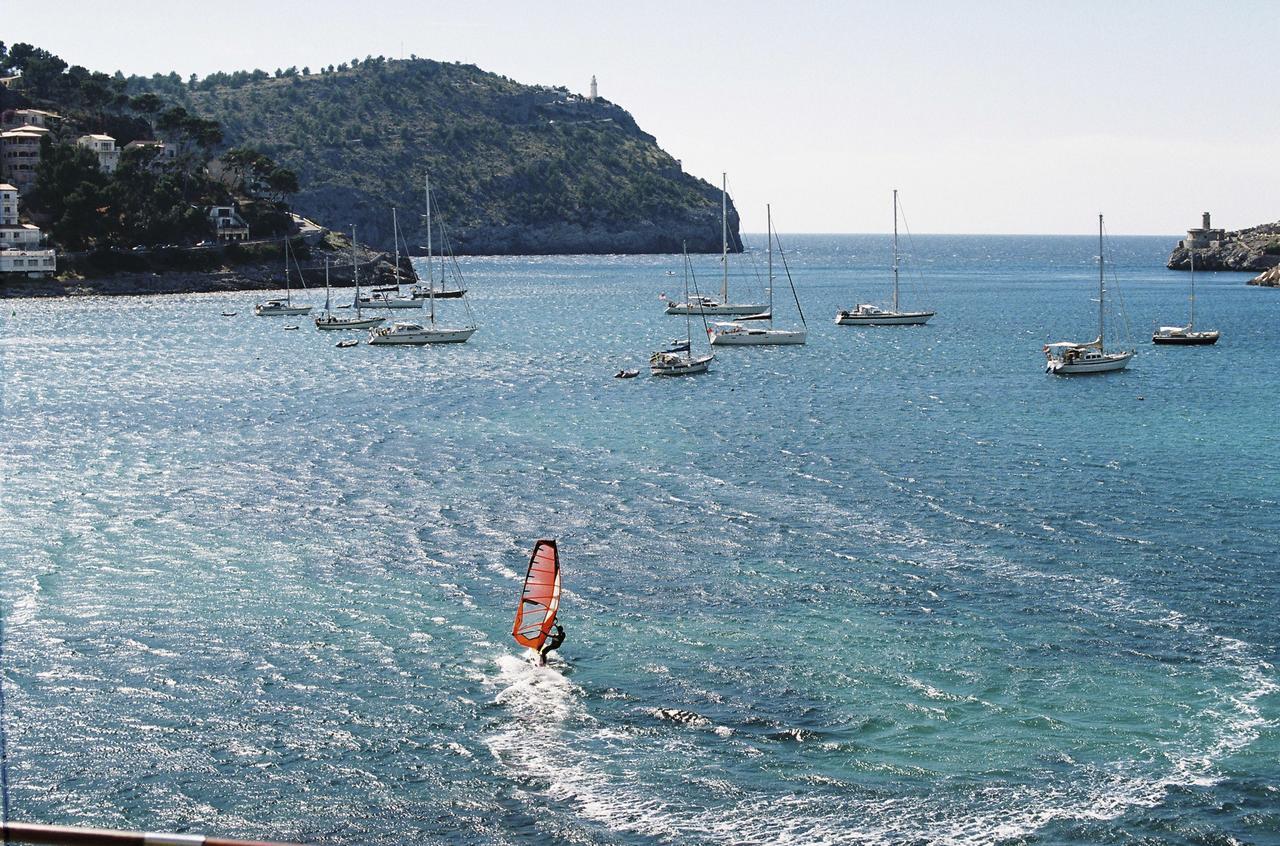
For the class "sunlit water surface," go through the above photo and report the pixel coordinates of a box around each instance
[1,234,1277,845]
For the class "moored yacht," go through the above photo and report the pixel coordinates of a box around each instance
[664,173,764,316]
[1044,214,1134,375]
[368,321,476,345]
[709,204,807,346]
[835,190,933,326]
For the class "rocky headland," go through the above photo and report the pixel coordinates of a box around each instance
[1166,220,1280,273]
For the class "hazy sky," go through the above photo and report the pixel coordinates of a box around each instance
[9,0,1277,234]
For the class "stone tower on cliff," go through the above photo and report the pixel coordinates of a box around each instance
[589,75,598,102]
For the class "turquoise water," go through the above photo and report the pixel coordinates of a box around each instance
[1,235,1277,845]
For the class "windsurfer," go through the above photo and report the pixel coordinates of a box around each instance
[537,623,566,666]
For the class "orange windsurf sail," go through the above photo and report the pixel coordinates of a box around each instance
[512,538,561,650]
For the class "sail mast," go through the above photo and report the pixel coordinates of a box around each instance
[892,189,900,313]
[283,236,291,306]
[1098,213,1105,349]
[1189,247,1196,329]
[392,207,401,290]
[351,225,361,317]
[721,172,728,304]
[323,257,331,315]
[767,204,773,326]
[425,173,433,287]
[683,239,692,357]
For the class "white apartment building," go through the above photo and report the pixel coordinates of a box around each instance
[0,181,57,277]
[77,134,120,173]
[1,126,50,192]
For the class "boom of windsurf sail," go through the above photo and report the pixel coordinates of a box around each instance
[512,539,561,651]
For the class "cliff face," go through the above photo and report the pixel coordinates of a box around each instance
[161,59,742,255]
[1167,220,1280,272]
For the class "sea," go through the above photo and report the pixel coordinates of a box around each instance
[1,234,1277,845]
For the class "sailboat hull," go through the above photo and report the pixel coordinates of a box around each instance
[255,304,312,316]
[411,287,467,299]
[1152,330,1219,345]
[315,315,385,330]
[650,353,713,376]
[708,326,807,345]
[835,310,934,326]
[1047,351,1133,374]
[665,302,767,316]
[357,297,423,309]
[368,325,476,345]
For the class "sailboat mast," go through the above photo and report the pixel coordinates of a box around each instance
[351,225,361,317]
[892,189,900,312]
[1098,213,1105,348]
[392,207,401,289]
[767,203,773,326]
[721,172,729,304]
[1189,247,1196,329]
[425,173,433,286]
[683,239,693,354]
[283,236,292,306]
[323,257,331,315]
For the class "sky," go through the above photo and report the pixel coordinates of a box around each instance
[8,0,1278,234]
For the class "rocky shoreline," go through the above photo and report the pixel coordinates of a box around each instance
[1,232,406,299]
[1250,265,1280,288]
[1166,220,1280,273]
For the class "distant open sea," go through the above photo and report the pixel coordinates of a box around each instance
[2,234,1277,845]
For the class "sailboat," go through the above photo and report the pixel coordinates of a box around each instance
[835,189,934,326]
[709,204,807,345]
[512,538,562,661]
[315,227,385,330]
[356,208,423,309]
[664,173,765,316]
[411,174,466,300]
[651,243,715,375]
[254,236,312,316]
[1153,248,1219,345]
[368,190,478,345]
[1044,214,1135,374]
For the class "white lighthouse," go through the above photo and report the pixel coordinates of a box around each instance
[589,75,597,102]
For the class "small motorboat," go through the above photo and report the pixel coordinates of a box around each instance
[336,339,359,348]
[220,311,237,317]
[614,369,640,379]
[283,325,300,331]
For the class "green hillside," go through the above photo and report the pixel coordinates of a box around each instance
[138,58,741,255]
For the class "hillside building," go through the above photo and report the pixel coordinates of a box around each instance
[1180,211,1227,250]
[123,139,177,165]
[0,181,56,277]
[1,126,50,192]
[0,108,62,130]
[208,204,250,241]
[77,134,120,173]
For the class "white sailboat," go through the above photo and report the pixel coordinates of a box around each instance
[709,204,807,345]
[835,189,934,326]
[368,185,478,346]
[411,174,466,300]
[356,208,423,309]
[1044,214,1134,374]
[651,243,714,375]
[664,173,765,316]
[315,227,385,330]
[254,236,312,316]
[1153,248,1219,345]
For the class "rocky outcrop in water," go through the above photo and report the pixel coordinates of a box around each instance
[1167,220,1280,272]
[1250,265,1280,287]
